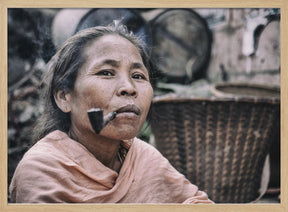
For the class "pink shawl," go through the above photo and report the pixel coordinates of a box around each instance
[9,130,213,204]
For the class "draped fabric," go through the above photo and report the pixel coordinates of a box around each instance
[9,130,213,204]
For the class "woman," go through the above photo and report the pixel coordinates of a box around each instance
[9,22,213,204]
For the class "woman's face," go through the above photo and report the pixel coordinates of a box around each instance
[67,34,153,140]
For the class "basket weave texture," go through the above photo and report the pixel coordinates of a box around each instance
[151,97,280,203]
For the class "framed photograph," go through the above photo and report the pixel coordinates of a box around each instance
[1,0,287,212]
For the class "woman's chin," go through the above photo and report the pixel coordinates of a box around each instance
[100,126,139,141]
[101,133,137,141]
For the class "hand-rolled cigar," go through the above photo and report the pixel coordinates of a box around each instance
[87,108,117,134]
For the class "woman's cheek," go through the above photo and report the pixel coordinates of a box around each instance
[83,82,112,107]
[143,84,153,103]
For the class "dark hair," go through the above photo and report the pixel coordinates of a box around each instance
[33,22,153,143]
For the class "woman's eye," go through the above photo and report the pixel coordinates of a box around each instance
[132,73,147,80]
[96,70,114,76]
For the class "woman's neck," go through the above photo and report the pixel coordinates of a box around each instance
[69,128,122,172]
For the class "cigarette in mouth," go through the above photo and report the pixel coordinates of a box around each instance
[87,108,117,134]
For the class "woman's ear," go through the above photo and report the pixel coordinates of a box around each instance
[54,90,72,113]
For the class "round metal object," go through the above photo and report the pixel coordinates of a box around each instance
[150,9,212,84]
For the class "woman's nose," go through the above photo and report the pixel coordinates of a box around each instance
[116,76,138,97]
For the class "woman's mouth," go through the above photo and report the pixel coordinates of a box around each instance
[115,104,141,116]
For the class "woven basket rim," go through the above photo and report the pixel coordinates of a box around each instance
[152,95,280,104]
[211,82,280,89]
[210,82,280,98]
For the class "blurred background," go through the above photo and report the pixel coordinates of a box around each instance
[8,8,280,203]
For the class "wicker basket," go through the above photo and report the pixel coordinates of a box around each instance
[150,86,280,203]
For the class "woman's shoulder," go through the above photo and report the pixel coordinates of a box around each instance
[13,130,79,177]
[12,130,105,182]
[14,131,68,171]
[9,131,79,200]
[23,130,68,157]
[133,137,156,151]
[9,130,79,203]
[132,137,166,160]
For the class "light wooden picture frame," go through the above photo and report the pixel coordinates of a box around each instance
[1,0,287,212]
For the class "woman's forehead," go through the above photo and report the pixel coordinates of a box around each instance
[84,34,137,53]
[83,34,143,65]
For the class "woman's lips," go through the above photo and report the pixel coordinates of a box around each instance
[115,104,141,116]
